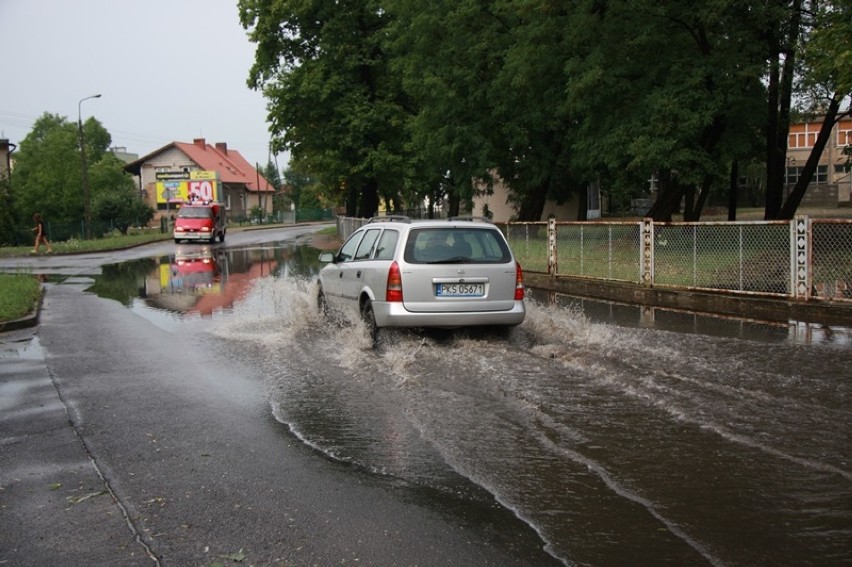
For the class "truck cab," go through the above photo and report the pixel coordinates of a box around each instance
[173,202,226,244]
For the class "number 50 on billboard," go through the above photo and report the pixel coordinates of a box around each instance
[155,170,220,204]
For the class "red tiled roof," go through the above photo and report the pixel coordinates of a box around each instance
[174,139,272,192]
[124,138,273,193]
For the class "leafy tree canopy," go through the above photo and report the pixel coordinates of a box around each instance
[11,112,149,236]
[240,0,850,221]
[240,0,408,218]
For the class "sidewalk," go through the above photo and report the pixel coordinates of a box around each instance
[0,326,151,565]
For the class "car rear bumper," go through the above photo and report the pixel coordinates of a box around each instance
[373,301,525,328]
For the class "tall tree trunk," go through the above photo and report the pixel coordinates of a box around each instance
[345,181,358,217]
[516,182,548,221]
[358,179,379,218]
[778,97,844,219]
[646,170,685,221]
[448,190,460,217]
[576,183,588,221]
[765,0,802,219]
[688,176,712,221]
[683,186,696,220]
[728,160,739,221]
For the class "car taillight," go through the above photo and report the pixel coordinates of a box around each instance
[386,261,403,302]
[515,262,525,300]
[174,227,184,232]
[201,226,210,232]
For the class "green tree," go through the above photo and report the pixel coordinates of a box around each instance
[282,166,314,210]
[12,112,145,237]
[11,113,83,226]
[558,0,768,221]
[387,0,503,217]
[91,154,154,234]
[240,0,409,218]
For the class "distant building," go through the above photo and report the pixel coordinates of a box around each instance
[124,138,274,223]
[0,138,16,185]
[470,171,594,222]
[785,117,852,207]
[109,146,139,164]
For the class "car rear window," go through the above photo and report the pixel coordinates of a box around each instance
[403,227,512,264]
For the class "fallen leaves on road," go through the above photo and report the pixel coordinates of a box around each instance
[65,490,108,505]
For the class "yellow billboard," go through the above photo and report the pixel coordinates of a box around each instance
[155,170,221,204]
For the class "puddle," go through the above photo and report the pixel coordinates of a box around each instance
[86,243,325,318]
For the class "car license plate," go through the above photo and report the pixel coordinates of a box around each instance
[436,283,485,297]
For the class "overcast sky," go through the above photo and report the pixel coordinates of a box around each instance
[0,0,284,168]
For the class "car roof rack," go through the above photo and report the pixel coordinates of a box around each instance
[447,216,492,224]
[369,215,411,223]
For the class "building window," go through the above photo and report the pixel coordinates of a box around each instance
[789,131,819,149]
[837,127,852,147]
[786,165,829,185]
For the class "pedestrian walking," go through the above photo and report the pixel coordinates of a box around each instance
[32,213,53,254]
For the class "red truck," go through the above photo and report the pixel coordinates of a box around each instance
[173,202,226,244]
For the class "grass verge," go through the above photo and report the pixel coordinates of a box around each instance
[0,273,42,323]
[0,232,171,259]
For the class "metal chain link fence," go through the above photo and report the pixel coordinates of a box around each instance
[811,220,852,300]
[512,217,852,304]
[334,216,852,304]
[502,222,549,273]
[653,222,791,295]
[552,222,641,281]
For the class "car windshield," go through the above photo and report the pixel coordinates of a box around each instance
[177,207,212,219]
[403,227,511,264]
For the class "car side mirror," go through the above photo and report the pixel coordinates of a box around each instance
[318,252,335,263]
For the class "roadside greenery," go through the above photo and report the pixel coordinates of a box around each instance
[0,231,169,259]
[1,114,155,247]
[239,0,850,222]
[0,273,41,323]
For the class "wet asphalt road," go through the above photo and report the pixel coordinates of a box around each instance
[0,228,558,566]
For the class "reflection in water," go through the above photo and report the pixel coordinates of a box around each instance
[87,243,326,317]
[86,257,158,306]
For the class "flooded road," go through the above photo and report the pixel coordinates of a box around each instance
[64,237,852,565]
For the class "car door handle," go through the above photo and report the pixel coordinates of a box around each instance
[356,270,362,278]
[339,272,343,278]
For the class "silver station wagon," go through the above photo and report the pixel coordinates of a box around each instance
[317,216,525,344]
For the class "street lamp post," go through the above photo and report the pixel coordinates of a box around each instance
[78,94,101,240]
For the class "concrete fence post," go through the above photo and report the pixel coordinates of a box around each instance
[548,217,557,275]
[793,216,810,299]
[641,218,654,287]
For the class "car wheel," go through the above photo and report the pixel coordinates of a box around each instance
[219,231,226,243]
[361,299,380,348]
